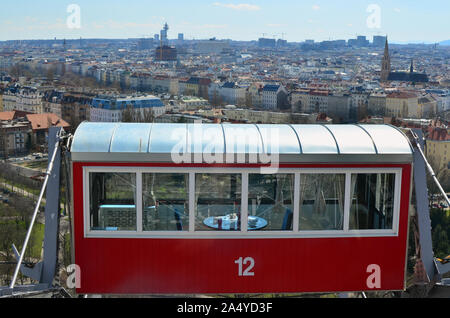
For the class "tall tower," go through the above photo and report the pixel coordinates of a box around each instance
[160,23,169,45]
[380,37,391,82]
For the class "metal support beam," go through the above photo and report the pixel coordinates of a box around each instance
[6,128,62,292]
[410,129,450,280]
[12,244,43,282]
[0,128,67,297]
[41,127,62,286]
[411,128,436,283]
[434,259,450,278]
[0,284,50,297]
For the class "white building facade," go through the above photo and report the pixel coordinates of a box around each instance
[3,87,43,113]
[90,95,166,122]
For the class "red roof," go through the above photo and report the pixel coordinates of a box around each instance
[427,127,450,141]
[0,111,16,121]
[0,110,37,121]
[25,113,70,132]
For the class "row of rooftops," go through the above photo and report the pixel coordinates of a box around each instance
[3,85,41,96]
[2,35,447,93]
[290,88,448,101]
[424,118,449,141]
[0,111,70,132]
[427,127,450,141]
[178,77,211,85]
[91,95,164,110]
[214,81,284,91]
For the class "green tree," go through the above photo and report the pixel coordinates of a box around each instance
[121,105,135,123]
[430,208,450,259]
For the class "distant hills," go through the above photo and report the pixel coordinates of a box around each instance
[392,40,450,46]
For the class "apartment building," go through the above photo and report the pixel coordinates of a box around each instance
[386,91,419,118]
[262,84,288,110]
[3,87,43,114]
[425,124,450,174]
[90,95,165,122]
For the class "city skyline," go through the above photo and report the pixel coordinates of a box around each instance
[0,0,449,44]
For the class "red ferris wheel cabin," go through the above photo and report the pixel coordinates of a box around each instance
[70,122,413,295]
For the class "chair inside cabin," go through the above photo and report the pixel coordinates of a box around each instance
[282,208,293,230]
[174,208,183,231]
[99,205,136,231]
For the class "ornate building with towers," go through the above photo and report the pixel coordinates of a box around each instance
[380,37,428,83]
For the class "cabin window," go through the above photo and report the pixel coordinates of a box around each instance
[142,173,189,231]
[349,173,395,230]
[89,172,137,231]
[248,174,294,231]
[299,174,345,231]
[195,173,242,231]
[84,168,401,237]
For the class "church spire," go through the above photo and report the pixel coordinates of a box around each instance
[384,36,389,55]
[380,36,391,82]
[410,59,414,73]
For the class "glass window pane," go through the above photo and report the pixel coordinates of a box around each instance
[248,174,294,231]
[195,174,242,231]
[89,172,137,231]
[349,173,395,230]
[299,174,345,231]
[142,173,189,231]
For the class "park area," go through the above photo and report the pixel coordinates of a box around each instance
[0,196,45,286]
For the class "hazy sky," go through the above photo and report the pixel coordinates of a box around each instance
[0,0,448,43]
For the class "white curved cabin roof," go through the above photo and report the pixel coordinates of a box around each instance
[70,122,413,164]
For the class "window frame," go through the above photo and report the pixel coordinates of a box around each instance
[346,170,402,236]
[247,172,297,233]
[193,171,245,233]
[83,166,402,239]
[141,171,191,233]
[84,167,140,236]
[297,171,347,235]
